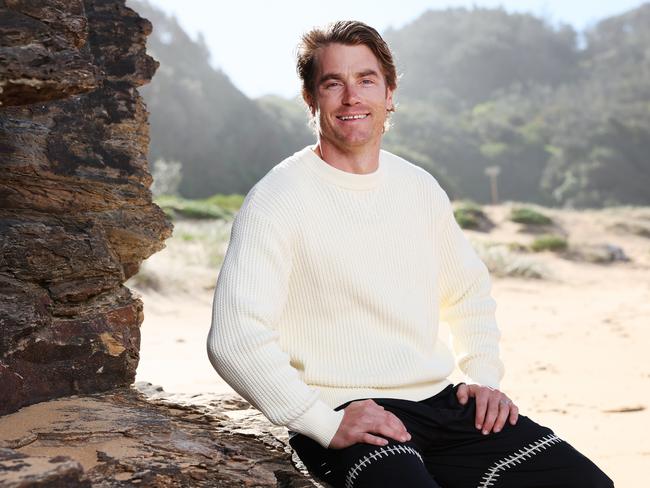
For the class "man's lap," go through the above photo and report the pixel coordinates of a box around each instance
[289,384,613,487]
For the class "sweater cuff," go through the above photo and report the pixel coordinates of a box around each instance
[286,399,345,449]
[463,362,502,390]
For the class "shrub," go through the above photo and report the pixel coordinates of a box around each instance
[510,207,552,226]
[530,235,568,252]
[471,240,547,279]
[155,195,235,220]
[150,158,182,197]
[454,201,488,230]
[204,194,245,213]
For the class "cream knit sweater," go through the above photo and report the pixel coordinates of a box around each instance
[207,145,504,449]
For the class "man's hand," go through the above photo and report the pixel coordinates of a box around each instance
[328,399,412,449]
[456,383,519,435]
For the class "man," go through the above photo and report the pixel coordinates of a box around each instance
[207,20,613,488]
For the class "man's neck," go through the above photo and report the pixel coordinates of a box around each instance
[314,139,381,174]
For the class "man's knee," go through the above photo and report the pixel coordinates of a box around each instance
[341,440,440,488]
[579,465,614,488]
[564,455,614,488]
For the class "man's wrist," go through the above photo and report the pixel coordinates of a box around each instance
[286,399,345,449]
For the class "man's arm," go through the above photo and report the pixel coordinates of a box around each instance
[434,184,518,433]
[435,185,504,388]
[206,198,344,448]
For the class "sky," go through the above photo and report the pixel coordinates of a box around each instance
[139,0,646,99]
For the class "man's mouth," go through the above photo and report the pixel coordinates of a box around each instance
[336,113,369,121]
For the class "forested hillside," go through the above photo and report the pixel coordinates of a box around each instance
[383,5,650,206]
[130,1,312,197]
[130,1,650,207]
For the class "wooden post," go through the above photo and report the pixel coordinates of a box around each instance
[484,166,501,204]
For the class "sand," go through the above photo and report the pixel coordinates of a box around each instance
[133,203,650,487]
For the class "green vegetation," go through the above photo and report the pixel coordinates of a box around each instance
[155,194,243,220]
[530,235,568,252]
[202,194,246,213]
[453,201,486,229]
[131,0,650,208]
[510,207,553,226]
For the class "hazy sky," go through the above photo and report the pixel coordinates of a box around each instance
[139,0,645,99]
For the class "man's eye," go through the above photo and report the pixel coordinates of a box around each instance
[361,79,374,85]
[326,82,341,89]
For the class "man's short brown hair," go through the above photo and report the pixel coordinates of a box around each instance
[296,20,398,112]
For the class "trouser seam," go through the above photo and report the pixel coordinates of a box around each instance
[477,433,564,488]
[344,444,423,488]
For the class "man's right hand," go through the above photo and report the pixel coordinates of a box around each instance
[328,399,412,449]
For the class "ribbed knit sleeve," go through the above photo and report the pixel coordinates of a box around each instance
[206,199,345,449]
[435,186,505,388]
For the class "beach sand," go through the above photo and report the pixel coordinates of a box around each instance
[133,204,650,487]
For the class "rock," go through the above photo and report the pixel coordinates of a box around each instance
[0,0,99,107]
[0,386,317,487]
[0,448,91,487]
[565,243,630,263]
[0,0,172,416]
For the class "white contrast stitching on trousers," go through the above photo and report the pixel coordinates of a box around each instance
[345,444,423,488]
[477,433,564,488]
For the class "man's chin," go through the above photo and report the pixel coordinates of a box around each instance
[335,132,375,147]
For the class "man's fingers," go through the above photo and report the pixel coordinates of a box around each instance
[385,412,410,440]
[509,404,519,425]
[481,395,500,434]
[493,400,511,433]
[373,415,410,443]
[473,389,489,429]
[360,432,389,446]
[456,383,469,404]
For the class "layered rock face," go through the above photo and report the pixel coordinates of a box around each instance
[0,385,317,487]
[0,0,173,415]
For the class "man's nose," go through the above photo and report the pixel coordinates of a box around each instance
[342,83,361,105]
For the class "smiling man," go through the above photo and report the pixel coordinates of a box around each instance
[207,21,613,488]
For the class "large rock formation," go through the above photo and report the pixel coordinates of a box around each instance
[0,0,173,415]
[0,384,319,487]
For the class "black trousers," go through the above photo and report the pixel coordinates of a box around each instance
[289,384,614,488]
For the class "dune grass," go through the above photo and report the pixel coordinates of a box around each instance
[155,194,244,220]
[530,234,568,252]
[471,240,548,279]
[454,201,489,230]
[510,207,553,226]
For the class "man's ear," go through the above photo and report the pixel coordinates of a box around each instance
[386,86,395,112]
[302,89,316,116]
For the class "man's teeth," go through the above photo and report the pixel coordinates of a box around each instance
[339,114,368,120]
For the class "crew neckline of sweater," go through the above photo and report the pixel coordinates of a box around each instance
[299,145,385,191]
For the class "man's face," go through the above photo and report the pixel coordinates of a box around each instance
[308,43,394,152]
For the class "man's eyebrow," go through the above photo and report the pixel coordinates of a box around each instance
[317,69,381,84]
[356,69,380,78]
[318,73,343,84]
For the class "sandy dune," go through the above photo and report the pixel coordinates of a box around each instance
[133,203,650,487]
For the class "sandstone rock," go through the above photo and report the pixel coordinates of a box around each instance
[0,0,98,107]
[0,448,91,487]
[0,0,172,415]
[0,386,318,487]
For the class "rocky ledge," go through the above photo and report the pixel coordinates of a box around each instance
[0,384,322,487]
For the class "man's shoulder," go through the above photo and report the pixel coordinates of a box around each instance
[238,146,313,220]
[256,146,313,190]
[380,148,445,192]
